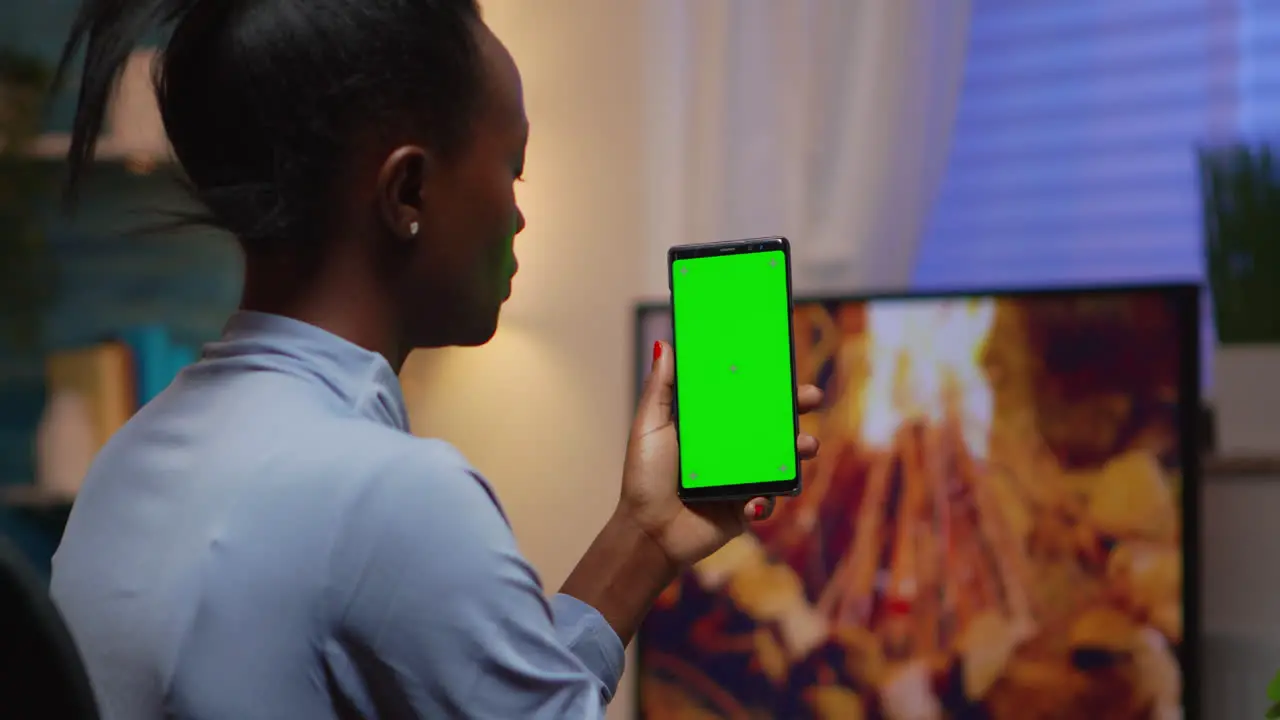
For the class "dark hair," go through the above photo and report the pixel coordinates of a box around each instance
[55,0,484,258]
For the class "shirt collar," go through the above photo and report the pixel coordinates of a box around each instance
[202,311,411,433]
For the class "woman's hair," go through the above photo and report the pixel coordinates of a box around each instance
[55,0,484,258]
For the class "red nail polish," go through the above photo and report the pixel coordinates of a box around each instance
[653,341,662,364]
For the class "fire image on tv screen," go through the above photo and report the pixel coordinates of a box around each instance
[633,286,1197,719]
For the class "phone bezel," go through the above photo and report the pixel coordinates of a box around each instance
[666,236,803,502]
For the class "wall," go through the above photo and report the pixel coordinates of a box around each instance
[1212,347,1280,456]
[1202,471,1280,717]
[1203,475,1280,637]
[401,2,648,717]
[1202,350,1280,715]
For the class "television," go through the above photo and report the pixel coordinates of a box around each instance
[632,285,1199,719]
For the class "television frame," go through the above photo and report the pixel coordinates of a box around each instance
[630,282,1202,720]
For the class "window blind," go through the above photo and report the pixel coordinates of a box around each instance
[1241,0,1280,139]
[912,0,1248,290]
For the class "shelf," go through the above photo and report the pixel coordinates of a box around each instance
[0,484,76,510]
[25,132,170,173]
[1203,454,1280,479]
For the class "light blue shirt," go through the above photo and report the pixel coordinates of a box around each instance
[50,312,625,719]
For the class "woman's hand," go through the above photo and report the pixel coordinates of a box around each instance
[617,340,822,568]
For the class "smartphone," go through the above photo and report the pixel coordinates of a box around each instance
[667,236,801,501]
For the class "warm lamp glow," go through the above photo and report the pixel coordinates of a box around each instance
[501,137,583,325]
[503,181,542,321]
[401,316,622,591]
[403,319,587,480]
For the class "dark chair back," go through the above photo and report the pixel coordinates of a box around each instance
[0,537,100,719]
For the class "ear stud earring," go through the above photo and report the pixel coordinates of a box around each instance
[409,221,420,236]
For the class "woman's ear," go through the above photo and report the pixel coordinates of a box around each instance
[375,145,431,240]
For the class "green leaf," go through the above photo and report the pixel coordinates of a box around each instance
[1268,669,1280,701]
[1268,700,1280,719]
[1200,143,1280,344]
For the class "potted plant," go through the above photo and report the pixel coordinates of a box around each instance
[1201,144,1280,342]
[0,48,56,351]
[1198,143,1280,455]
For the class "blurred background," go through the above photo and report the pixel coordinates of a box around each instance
[1,0,1279,717]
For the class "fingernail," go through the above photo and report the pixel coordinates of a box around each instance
[652,341,662,367]
[753,504,765,520]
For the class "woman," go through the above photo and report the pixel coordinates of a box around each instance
[48,1,822,718]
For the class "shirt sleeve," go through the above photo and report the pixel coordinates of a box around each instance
[327,441,624,719]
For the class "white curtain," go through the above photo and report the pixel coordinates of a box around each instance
[640,0,972,296]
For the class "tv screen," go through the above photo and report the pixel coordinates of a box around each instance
[633,285,1199,719]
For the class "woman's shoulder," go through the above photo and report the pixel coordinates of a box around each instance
[294,418,477,483]
[316,425,510,539]
[321,430,524,606]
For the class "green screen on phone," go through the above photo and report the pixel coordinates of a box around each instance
[671,250,797,491]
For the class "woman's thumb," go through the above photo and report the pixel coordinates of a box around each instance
[636,340,674,432]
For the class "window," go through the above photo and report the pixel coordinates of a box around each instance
[1240,0,1280,139]
[913,0,1252,289]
